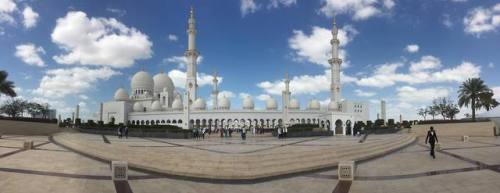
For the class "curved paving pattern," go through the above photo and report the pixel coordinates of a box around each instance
[52,132,415,180]
[1,134,500,192]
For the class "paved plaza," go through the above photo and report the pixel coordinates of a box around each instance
[1,133,500,193]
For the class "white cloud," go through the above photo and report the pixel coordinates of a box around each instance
[493,87,500,99]
[239,92,251,99]
[15,43,45,67]
[463,3,500,36]
[51,11,152,68]
[288,25,357,68]
[167,69,220,89]
[383,0,395,9]
[357,57,481,88]
[257,70,357,95]
[396,86,450,103]
[355,89,375,97]
[319,0,394,20]
[33,67,120,98]
[219,90,235,98]
[22,6,38,29]
[268,0,297,9]
[79,94,89,100]
[168,34,178,41]
[0,0,16,25]
[0,0,16,13]
[256,94,271,101]
[409,55,440,72]
[240,0,260,17]
[106,8,126,16]
[163,55,203,69]
[442,14,453,28]
[405,44,419,53]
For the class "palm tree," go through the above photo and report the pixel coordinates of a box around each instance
[458,78,497,121]
[0,71,17,97]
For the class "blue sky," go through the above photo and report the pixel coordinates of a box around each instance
[1,0,499,121]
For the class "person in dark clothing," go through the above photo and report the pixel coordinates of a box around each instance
[124,126,129,139]
[425,126,439,159]
[117,126,123,138]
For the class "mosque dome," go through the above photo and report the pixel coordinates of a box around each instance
[153,72,174,95]
[289,98,300,110]
[192,98,206,110]
[218,96,230,110]
[151,100,162,111]
[266,97,278,110]
[308,99,320,110]
[133,102,144,112]
[328,101,338,111]
[242,96,254,110]
[131,70,154,92]
[172,96,183,111]
[113,88,129,101]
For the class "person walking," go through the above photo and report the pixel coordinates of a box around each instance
[241,127,246,140]
[124,126,129,139]
[117,126,121,139]
[277,127,282,139]
[425,126,439,159]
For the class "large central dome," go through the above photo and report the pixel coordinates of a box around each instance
[131,70,154,92]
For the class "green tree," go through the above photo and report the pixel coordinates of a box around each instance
[427,105,438,120]
[0,99,27,117]
[445,103,460,120]
[418,108,428,120]
[458,78,498,121]
[0,71,17,97]
[26,102,44,118]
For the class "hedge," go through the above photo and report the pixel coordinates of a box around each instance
[418,119,490,125]
[0,117,57,124]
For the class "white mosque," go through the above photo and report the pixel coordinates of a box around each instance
[99,8,369,135]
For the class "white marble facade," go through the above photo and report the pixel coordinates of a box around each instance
[100,8,369,135]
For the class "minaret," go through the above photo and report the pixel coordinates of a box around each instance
[185,7,199,104]
[183,91,191,129]
[328,17,342,110]
[282,72,290,128]
[211,71,219,110]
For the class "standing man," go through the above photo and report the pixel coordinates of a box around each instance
[124,125,129,139]
[425,126,439,159]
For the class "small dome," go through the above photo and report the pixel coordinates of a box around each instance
[328,101,338,111]
[114,88,129,101]
[266,97,278,110]
[308,99,320,110]
[172,95,183,110]
[131,70,154,92]
[133,102,144,112]
[218,96,231,110]
[192,98,206,110]
[153,72,174,95]
[242,96,254,110]
[151,100,162,111]
[289,98,300,110]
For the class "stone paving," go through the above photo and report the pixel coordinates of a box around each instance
[0,134,500,193]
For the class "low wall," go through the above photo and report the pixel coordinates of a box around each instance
[77,128,192,139]
[411,121,496,137]
[0,119,61,135]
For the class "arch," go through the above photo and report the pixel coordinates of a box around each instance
[172,120,177,124]
[166,120,170,124]
[145,120,150,125]
[346,120,352,135]
[178,119,182,124]
[162,120,166,124]
[335,119,343,135]
[301,118,305,124]
[131,120,135,125]
[307,119,311,124]
[141,120,145,125]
